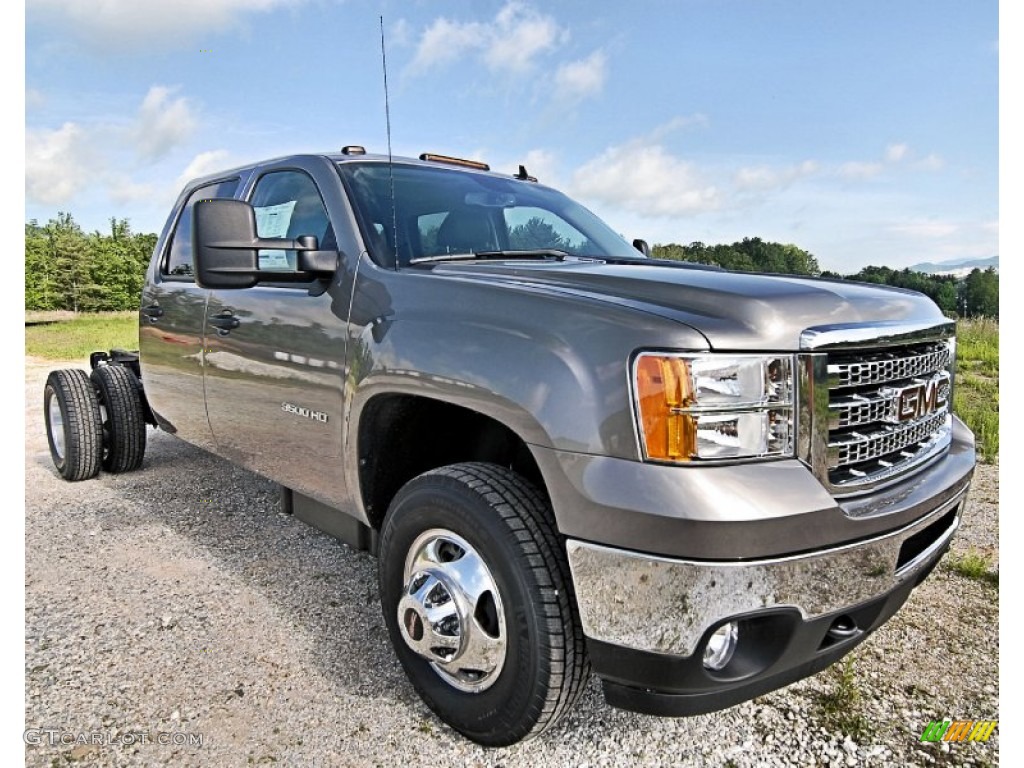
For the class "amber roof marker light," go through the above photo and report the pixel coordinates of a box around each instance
[419,153,491,171]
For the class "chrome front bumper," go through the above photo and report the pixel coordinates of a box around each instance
[566,483,967,657]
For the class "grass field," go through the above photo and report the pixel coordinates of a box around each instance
[25,311,1000,461]
[25,311,138,360]
[954,317,999,462]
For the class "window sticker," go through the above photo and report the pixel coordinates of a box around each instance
[255,200,296,269]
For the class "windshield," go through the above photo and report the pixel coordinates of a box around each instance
[337,162,643,266]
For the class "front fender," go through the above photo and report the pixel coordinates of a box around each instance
[340,264,710,508]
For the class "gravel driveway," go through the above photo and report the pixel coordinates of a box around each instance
[24,358,999,767]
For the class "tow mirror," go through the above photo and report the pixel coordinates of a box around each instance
[193,199,337,289]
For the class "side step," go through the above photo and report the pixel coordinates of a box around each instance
[280,487,378,555]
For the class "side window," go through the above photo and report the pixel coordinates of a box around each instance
[249,170,333,271]
[164,178,240,278]
[504,206,591,254]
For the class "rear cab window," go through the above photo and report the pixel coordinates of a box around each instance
[163,178,241,279]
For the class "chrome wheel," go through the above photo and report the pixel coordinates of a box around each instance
[397,528,507,692]
[47,388,66,462]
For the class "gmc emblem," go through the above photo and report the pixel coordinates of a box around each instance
[883,373,949,423]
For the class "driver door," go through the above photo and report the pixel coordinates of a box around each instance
[202,157,352,509]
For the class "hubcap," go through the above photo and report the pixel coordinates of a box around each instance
[47,390,65,462]
[397,529,507,692]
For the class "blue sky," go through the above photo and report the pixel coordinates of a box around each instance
[24,0,998,272]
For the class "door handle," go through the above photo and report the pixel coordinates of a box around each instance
[141,304,164,321]
[208,311,240,331]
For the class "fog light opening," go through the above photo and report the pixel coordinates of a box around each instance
[703,621,739,671]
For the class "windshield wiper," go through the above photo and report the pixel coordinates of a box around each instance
[409,249,570,265]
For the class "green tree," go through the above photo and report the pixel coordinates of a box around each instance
[25,220,60,311]
[839,265,967,316]
[25,213,156,312]
[83,219,152,311]
[41,212,94,312]
[508,217,567,251]
[651,238,819,275]
[963,267,999,318]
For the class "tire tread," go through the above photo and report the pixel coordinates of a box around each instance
[44,369,103,481]
[91,365,146,473]
[402,462,590,743]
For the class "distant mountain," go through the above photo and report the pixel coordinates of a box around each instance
[910,256,999,277]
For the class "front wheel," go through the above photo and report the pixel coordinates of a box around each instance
[378,463,589,746]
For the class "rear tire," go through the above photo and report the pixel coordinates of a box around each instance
[90,364,147,473]
[43,369,103,481]
[378,462,589,746]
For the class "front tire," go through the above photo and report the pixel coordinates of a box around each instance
[43,369,103,481]
[378,463,589,746]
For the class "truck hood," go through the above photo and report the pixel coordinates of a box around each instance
[431,259,947,350]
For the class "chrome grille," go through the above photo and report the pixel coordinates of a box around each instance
[830,372,951,429]
[826,339,953,489]
[830,411,949,466]
[829,392,892,429]
[829,342,950,389]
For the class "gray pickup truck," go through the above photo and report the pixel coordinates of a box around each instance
[42,147,976,746]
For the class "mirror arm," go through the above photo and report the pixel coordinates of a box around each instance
[296,249,339,273]
[206,236,319,252]
[203,235,337,276]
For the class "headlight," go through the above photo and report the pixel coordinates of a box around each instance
[632,352,795,462]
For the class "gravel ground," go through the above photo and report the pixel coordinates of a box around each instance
[24,358,1000,767]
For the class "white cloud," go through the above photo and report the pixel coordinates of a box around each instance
[889,219,959,238]
[831,143,942,181]
[734,160,818,191]
[838,144,945,180]
[409,17,486,71]
[27,0,297,47]
[885,143,908,163]
[133,86,197,162]
[26,86,212,214]
[838,161,884,180]
[648,114,710,141]
[555,51,608,102]
[408,2,565,75]
[521,149,558,182]
[176,150,233,188]
[25,122,92,205]
[571,143,719,217]
[108,176,156,205]
[485,2,564,72]
[390,18,412,48]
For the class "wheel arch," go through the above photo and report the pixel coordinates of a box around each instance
[355,392,547,531]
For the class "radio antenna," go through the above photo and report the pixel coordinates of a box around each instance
[380,16,399,270]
